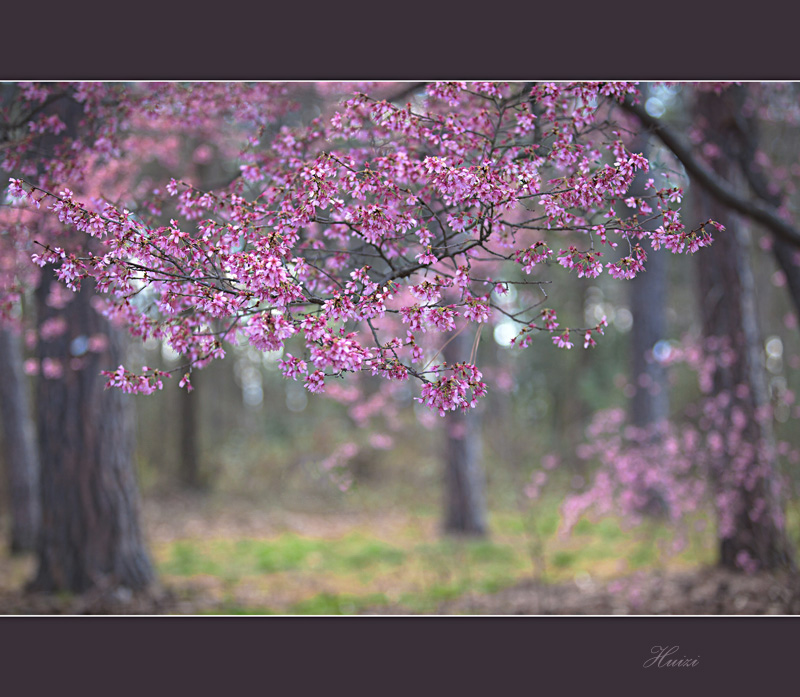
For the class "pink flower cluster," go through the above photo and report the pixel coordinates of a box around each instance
[103,365,171,394]
[2,81,701,413]
[562,336,797,573]
[417,363,487,416]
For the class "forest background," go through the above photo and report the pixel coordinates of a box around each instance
[1,81,799,614]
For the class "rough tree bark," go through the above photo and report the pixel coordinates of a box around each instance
[29,269,155,593]
[693,87,794,571]
[0,327,41,553]
[441,330,488,537]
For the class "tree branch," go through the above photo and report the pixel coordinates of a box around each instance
[619,95,800,249]
[385,82,428,105]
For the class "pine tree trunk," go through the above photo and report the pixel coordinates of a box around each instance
[29,269,155,593]
[0,327,41,553]
[442,330,487,537]
[693,88,794,571]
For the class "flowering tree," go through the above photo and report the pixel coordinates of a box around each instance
[690,86,794,570]
[2,83,299,591]
[3,81,717,593]
[8,82,709,405]
[561,83,800,573]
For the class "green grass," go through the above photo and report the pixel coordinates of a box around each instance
[161,541,226,577]
[326,535,407,572]
[627,545,657,568]
[573,517,625,539]
[161,533,407,579]
[198,605,278,615]
[288,592,390,615]
[552,550,576,569]
[155,500,722,615]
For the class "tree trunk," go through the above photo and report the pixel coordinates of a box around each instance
[29,269,155,593]
[627,125,669,431]
[0,327,41,553]
[623,126,671,519]
[442,330,488,537]
[629,248,668,428]
[693,88,794,571]
[178,373,203,490]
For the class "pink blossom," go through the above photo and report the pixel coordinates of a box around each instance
[279,353,308,380]
[304,370,326,393]
[1,80,707,419]
[553,331,573,349]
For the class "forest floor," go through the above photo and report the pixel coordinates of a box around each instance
[0,493,798,615]
[404,566,800,615]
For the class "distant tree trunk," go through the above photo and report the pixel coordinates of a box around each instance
[629,249,668,428]
[442,330,487,537]
[693,88,794,572]
[172,152,224,493]
[178,374,203,490]
[29,269,155,593]
[0,327,40,553]
[627,126,669,430]
[624,128,671,520]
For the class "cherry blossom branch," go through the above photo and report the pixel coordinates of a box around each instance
[620,95,800,249]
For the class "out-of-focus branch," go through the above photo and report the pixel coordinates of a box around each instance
[726,97,800,322]
[620,95,800,249]
[386,82,428,105]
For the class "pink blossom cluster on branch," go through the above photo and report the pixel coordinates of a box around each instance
[4,81,718,413]
[557,335,798,572]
